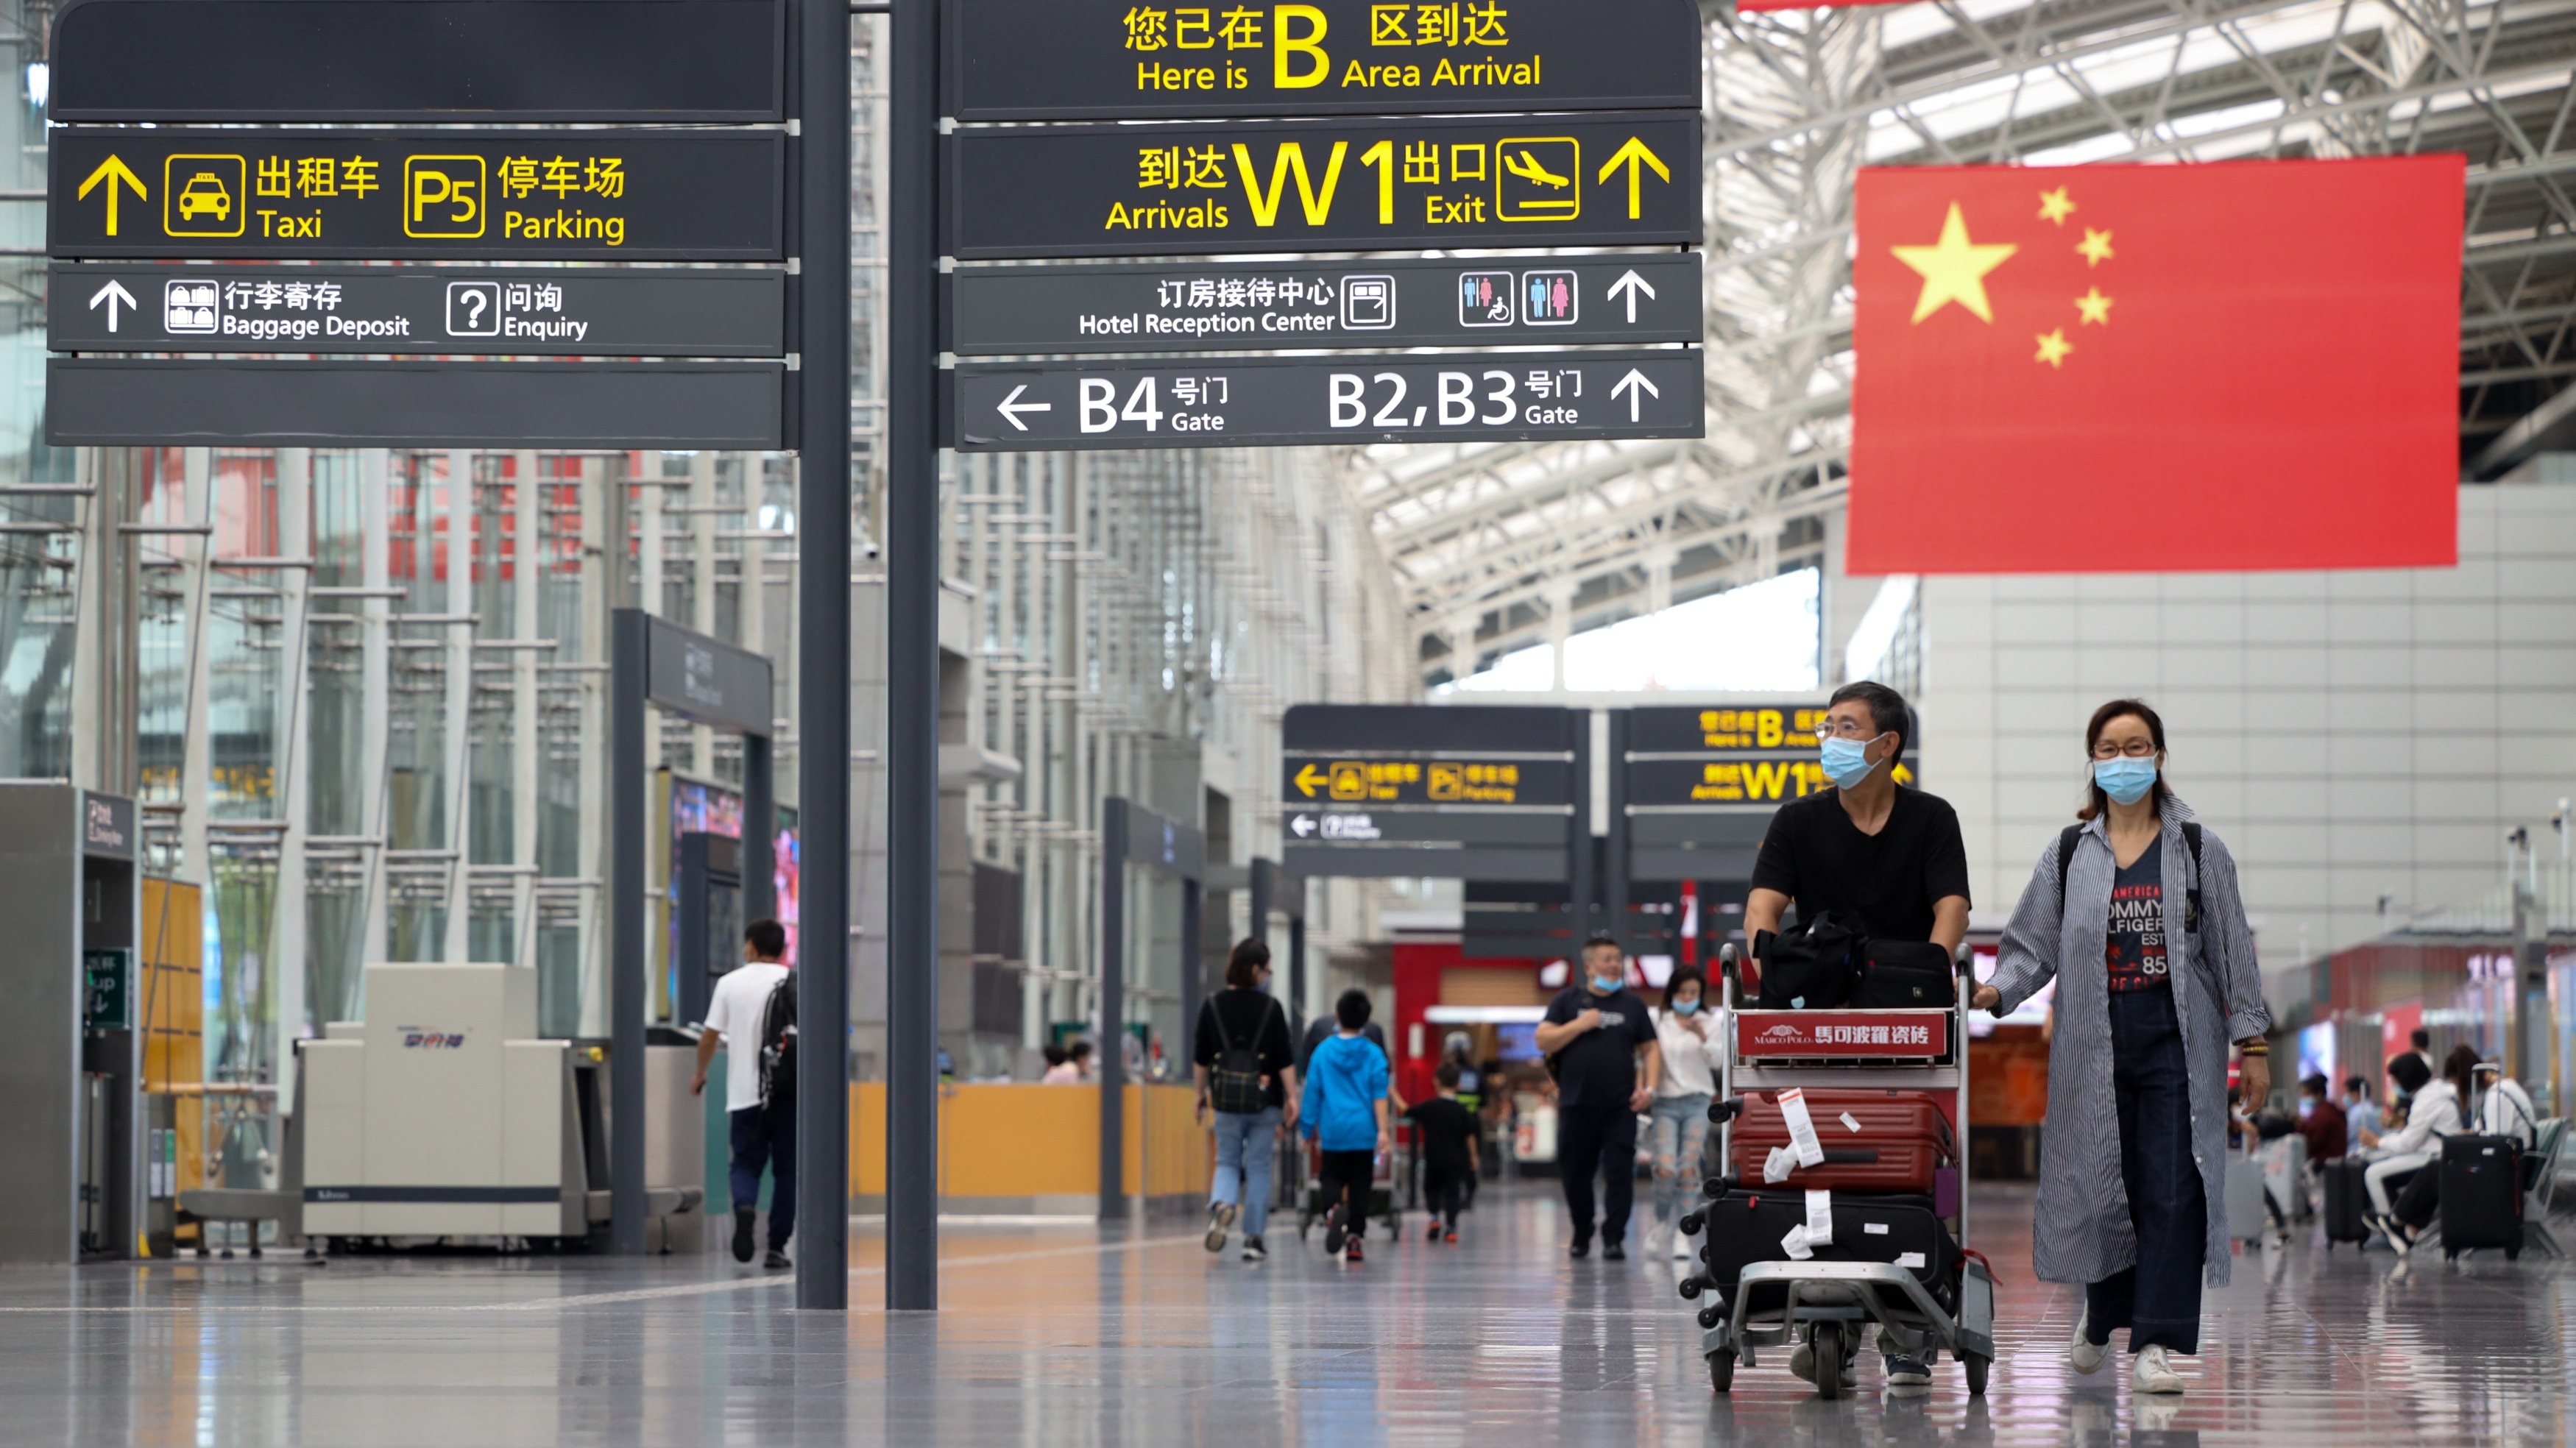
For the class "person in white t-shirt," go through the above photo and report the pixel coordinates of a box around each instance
[692,919,795,1268]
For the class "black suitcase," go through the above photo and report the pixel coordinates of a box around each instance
[2319,1157,2371,1247]
[1699,1190,1958,1309]
[2438,1134,2523,1260]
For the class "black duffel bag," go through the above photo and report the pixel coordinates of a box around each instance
[1753,912,1864,1009]
[1850,939,1957,1008]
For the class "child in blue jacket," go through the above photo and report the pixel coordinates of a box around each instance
[1301,989,1391,1263]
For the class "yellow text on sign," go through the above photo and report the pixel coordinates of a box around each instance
[404,155,486,238]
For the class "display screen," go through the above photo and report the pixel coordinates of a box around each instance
[1495,1021,1541,1062]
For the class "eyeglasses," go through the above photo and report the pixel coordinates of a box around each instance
[1814,720,1881,741]
[2090,739,2159,759]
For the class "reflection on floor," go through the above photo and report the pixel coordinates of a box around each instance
[1,1180,2569,1444]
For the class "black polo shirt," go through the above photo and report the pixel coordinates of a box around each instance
[1542,984,1657,1109]
[1749,785,1971,942]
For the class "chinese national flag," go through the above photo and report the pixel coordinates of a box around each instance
[1847,157,2463,574]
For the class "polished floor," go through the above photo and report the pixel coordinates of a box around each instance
[5,1181,2573,1444]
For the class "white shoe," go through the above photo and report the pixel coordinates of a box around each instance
[1671,1226,1695,1259]
[2133,1345,2184,1394]
[1645,1221,1673,1261]
[2071,1310,2109,1374]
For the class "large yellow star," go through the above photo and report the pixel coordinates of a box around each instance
[2077,227,2115,266]
[1891,202,2020,324]
[2037,187,2077,226]
[2074,288,2113,325]
[2034,328,2074,368]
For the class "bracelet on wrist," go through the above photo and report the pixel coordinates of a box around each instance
[2237,1044,2268,1057]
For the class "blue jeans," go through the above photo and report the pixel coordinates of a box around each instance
[2085,987,2205,1355]
[1649,1091,1712,1227]
[728,1104,796,1251]
[1209,1107,1281,1238]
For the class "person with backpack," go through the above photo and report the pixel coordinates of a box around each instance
[690,918,797,1269]
[1193,937,1298,1262]
[1973,699,2270,1396]
[1742,680,1970,1393]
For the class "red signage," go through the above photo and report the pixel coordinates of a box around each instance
[1736,1010,1948,1058]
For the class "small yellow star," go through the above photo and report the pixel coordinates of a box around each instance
[2074,288,2113,325]
[2034,328,2074,368]
[2077,227,2115,267]
[2037,187,2077,226]
[1889,202,2020,324]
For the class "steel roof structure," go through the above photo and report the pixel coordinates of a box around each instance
[1358,0,2576,686]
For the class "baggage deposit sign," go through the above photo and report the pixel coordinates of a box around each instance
[945,0,1699,120]
[51,129,785,259]
[946,110,1699,258]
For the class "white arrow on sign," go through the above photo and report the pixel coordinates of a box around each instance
[1611,368,1661,422]
[994,383,1051,432]
[1605,269,1656,324]
[88,279,138,333]
[1290,814,1317,838]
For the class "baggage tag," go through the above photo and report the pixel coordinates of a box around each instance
[1763,1146,1796,1184]
[1777,1088,1827,1168]
[1780,1225,1815,1261]
[1805,1189,1833,1246]
[1840,1112,1863,1134]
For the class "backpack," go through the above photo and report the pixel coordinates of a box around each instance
[2057,821,2201,932]
[1753,911,1866,1009]
[1206,994,1276,1115]
[756,970,798,1115]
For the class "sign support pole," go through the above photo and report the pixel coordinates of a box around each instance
[608,609,647,1254]
[882,0,942,1313]
[1097,799,1128,1223]
[796,0,856,1313]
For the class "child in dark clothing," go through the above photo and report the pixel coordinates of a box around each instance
[1404,1061,1482,1242]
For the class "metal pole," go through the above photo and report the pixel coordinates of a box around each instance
[1099,798,1128,1222]
[1606,709,1630,959]
[1570,712,1596,948]
[880,0,940,1313]
[608,607,647,1254]
[1179,876,1203,1065]
[743,731,775,923]
[1248,858,1273,959]
[797,0,859,1313]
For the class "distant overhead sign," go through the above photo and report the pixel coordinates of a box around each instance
[643,612,774,736]
[946,253,1701,355]
[944,0,1700,121]
[1279,704,1580,881]
[953,349,1703,451]
[49,129,785,259]
[50,264,786,357]
[49,0,786,122]
[1625,703,1919,808]
[946,111,1700,258]
[1282,755,1574,808]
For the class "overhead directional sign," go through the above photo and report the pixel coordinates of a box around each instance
[50,0,785,123]
[50,129,785,260]
[946,252,1700,355]
[953,349,1702,450]
[49,264,786,356]
[1626,703,1920,808]
[46,359,785,449]
[946,111,1699,258]
[1280,704,1579,880]
[944,0,1700,121]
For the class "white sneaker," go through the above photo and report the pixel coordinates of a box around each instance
[1644,1221,1673,1261]
[1671,1226,1695,1259]
[2071,1310,2109,1374]
[2133,1344,2184,1394]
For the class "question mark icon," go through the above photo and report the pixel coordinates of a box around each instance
[449,282,497,336]
[464,291,486,327]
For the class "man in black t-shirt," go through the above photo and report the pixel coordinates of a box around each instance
[1742,681,1969,1391]
[1535,934,1662,1260]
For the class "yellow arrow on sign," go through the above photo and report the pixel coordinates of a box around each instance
[1293,763,1327,798]
[77,155,148,237]
[1596,137,1671,221]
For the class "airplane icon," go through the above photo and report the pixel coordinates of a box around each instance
[1502,149,1569,189]
[1494,138,1579,222]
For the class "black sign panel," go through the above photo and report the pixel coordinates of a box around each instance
[1625,703,1922,808]
[1285,809,1568,845]
[51,263,786,357]
[52,0,785,122]
[953,349,1702,451]
[50,129,785,260]
[644,614,774,735]
[1283,754,1573,808]
[946,111,1699,258]
[1284,703,1577,753]
[947,252,1699,355]
[944,0,1699,121]
[47,359,784,448]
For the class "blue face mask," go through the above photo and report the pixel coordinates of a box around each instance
[1671,997,1701,1016]
[1590,973,1622,994]
[2094,756,2158,806]
[1819,735,1878,789]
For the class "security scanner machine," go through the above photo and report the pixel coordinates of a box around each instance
[0,784,141,1263]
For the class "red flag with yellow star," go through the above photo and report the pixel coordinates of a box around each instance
[1848,157,2463,573]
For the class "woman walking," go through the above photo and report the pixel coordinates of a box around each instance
[1192,938,1298,1262]
[1645,965,1724,1260]
[1973,699,2270,1396]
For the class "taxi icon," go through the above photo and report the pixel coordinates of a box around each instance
[175,171,232,223]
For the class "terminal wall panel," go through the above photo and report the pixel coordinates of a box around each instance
[0,787,78,1261]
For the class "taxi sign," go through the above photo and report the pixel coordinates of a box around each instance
[50,129,785,259]
[1281,754,1573,807]
[946,0,1699,121]
[946,110,1699,258]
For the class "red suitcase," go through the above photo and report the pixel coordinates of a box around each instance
[1727,1088,1953,1193]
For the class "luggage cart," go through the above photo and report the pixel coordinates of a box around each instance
[1678,943,1997,1399]
[1296,1129,1406,1241]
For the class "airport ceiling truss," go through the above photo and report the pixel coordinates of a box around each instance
[1354,0,2576,681]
